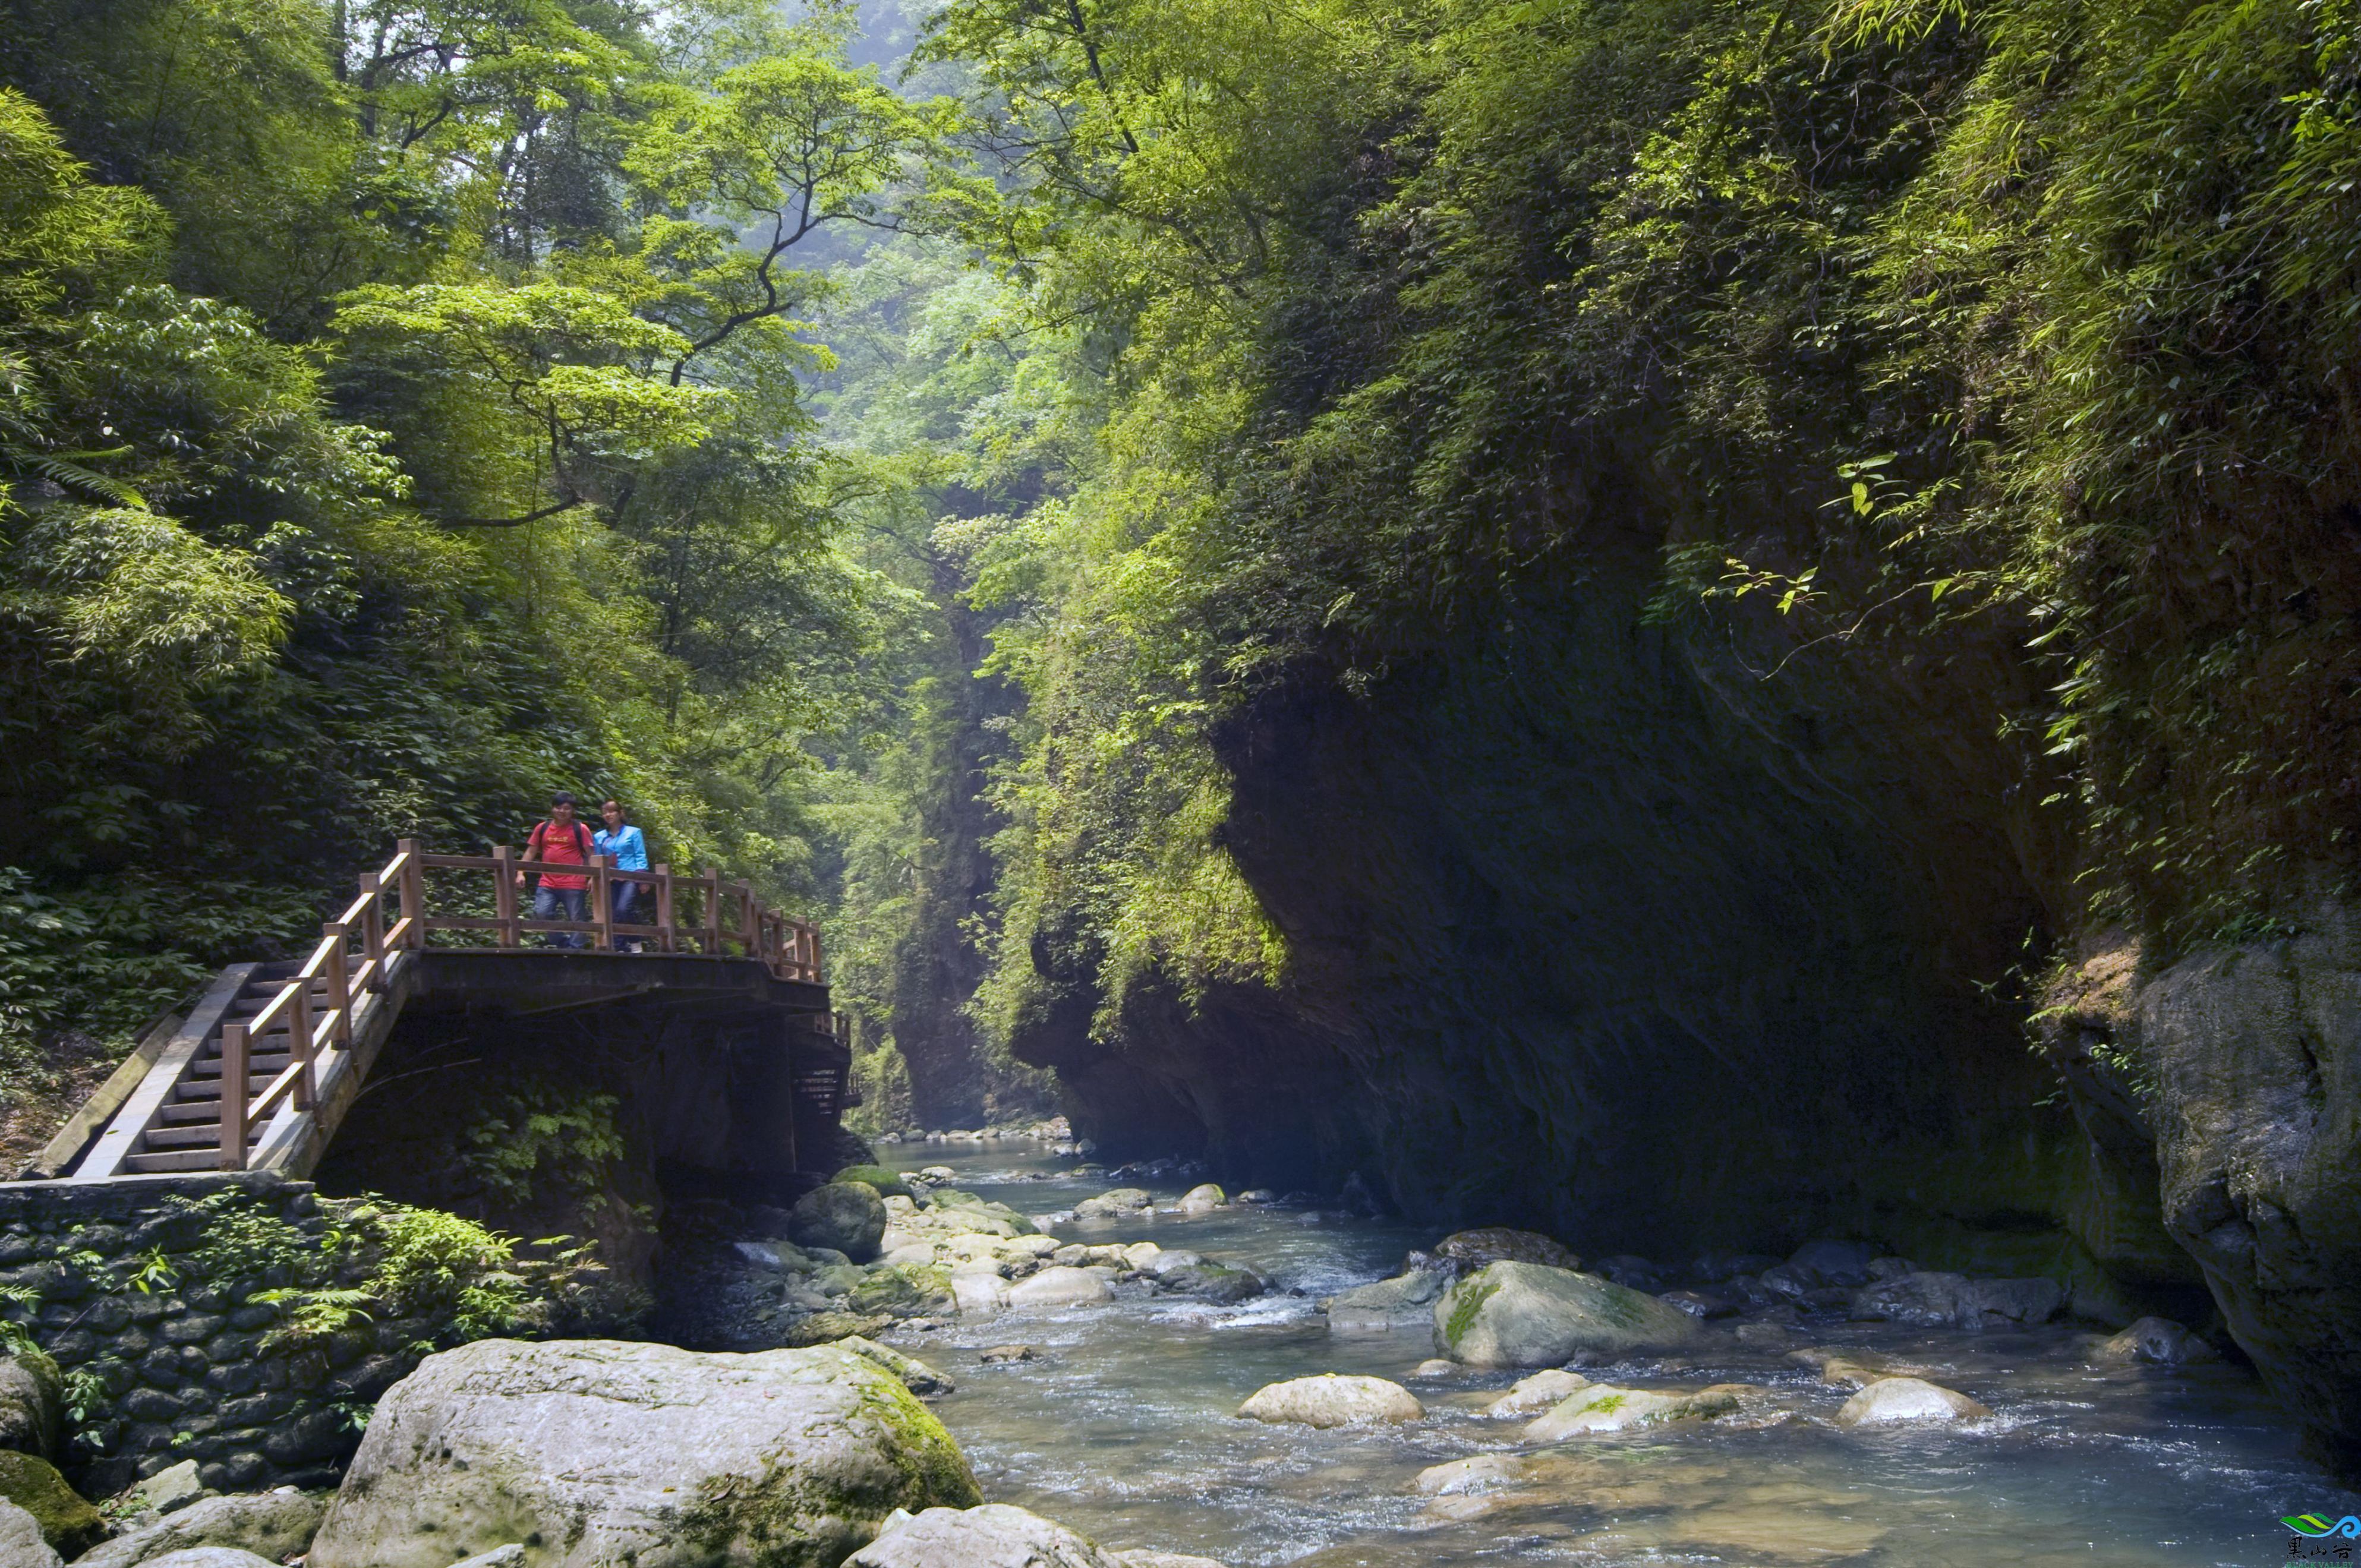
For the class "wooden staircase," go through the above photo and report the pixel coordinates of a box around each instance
[124,964,306,1173]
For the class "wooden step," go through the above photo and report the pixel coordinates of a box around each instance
[141,1124,266,1150]
[172,1076,279,1103]
[188,1052,292,1080]
[123,1149,260,1174]
[157,1100,255,1125]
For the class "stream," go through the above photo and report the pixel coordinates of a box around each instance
[872,1145,2359,1567]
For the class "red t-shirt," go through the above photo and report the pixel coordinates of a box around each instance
[528,819,592,890]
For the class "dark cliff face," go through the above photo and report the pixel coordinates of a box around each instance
[888,573,1054,1132]
[1010,522,2204,1307]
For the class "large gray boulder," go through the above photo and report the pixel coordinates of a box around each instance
[0,1498,58,1568]
[307,1339,980,1568]
[0,1351,61,1462]
[847,1503,1118,1567]
[72,1491,324,1568]
[1836,1376,1992,1425]
[2098,1315,2218,1365]
[1846,1271,2063,1330]
[129,1554,276,1568]
[790,1182,890,1263]
[1430,1229,1581,1273]
[1433,1262,1700,1367]
[1325,1271,1445,1332]
[1235,1375,1423,1428]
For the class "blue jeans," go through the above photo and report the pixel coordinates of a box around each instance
[610,881,641,950]
[533,885,588,948]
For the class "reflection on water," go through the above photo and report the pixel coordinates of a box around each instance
[878,1146,2356,1566]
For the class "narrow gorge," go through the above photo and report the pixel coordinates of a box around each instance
[0,0,2358,1560]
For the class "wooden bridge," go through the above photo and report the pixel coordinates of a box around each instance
[20,842,853,1190]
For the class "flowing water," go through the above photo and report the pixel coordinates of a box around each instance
[873,1145,2359,1568]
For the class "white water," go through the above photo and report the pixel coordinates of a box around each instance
[876,1146,2360,1567]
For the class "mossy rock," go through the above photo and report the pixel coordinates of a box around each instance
[833,1164,913,1199]
[780,1309,895,1347]
[0,1449,103,1556]
[848,1263,954,1318]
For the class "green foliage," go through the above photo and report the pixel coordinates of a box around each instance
[458,1083,629,1208]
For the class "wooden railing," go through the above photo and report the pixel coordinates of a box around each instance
[214,838,823,1171]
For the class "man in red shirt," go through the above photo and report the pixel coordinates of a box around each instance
[519,792,595,948]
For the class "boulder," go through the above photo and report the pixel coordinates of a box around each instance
[1007,1267,1113,1310]
[1073,1189,1153,1220]
[2099,1316,2219,1365]
[1835,1377,1993,1425]
[1414,1455,1524,1497]
[1325,1271,1446,1332]
[1434,1262,1701,1367]
[0,1452,102,1557]
[0,1499,57,1568]
[833,1165,915,1199]
[1845,1272,2062,1330]
[840,1337,954,1399]
[780,1309,896,1347]
[789,1182,890,1263]
[847,1503,1118,1567]
[1430,1228,1580,1273]
[951,1274,1010,1317]
[1154,1261,1263,1304]
[1411,1358,1456,1378]
[0,1350,61,1462]
[1175,1185,1227,1215]
[1236,1375,1423,1428]
[1846,1271,1969,1328]
[1483,1368,1592,1417]
[1785,1241,1877,1288]
[124,1459,207,1515]
[306,1339,980,1568]
[1960,1277,2063,1327]
[1592,1255,1667,1291]
[1657,1289,1736,1320]
[134,1553,278,1568]
[1522,1385,1700,1440]
[74,1491,326,1568]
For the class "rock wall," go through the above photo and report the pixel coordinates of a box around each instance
[2,1176,396,1494]
[0,1173,572,1497]
[2048,910,2361,1478]
[1011,528,2204,1312]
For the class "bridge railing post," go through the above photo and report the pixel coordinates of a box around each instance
[739,882,760,960]
[702,869,723,955]
[398,838,425,949]
[493,844,519,948]
[218,1024,248,1171]
[593,854,615,951]
[323,923,351,1046]
[654,863,676,953]
[358,873,386,989]
[288,978,314,1111]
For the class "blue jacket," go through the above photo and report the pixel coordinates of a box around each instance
[594,824,647,871]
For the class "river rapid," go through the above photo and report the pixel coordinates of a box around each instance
[871,1144,2357,1568]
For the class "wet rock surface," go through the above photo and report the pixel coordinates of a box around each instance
[1236,1375,1423,1428]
